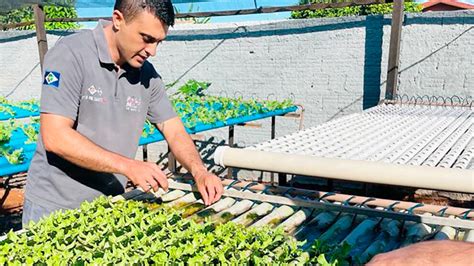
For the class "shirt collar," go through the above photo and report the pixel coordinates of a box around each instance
[92,20,114,65]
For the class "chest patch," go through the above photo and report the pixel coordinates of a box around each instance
[82,85,106,103]
[126,96,141,112]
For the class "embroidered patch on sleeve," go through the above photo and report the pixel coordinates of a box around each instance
[43,71,61,88]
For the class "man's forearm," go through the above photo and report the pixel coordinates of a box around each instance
[43,126,131,175]
[157,118,206,177]
[167,130,207,176]
[368,240,474,265]
[158,117,223,205]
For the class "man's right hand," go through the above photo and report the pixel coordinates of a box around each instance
[121,160,169,192]
[40,113,169,194]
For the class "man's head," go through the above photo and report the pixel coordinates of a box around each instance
[111,0,175,68]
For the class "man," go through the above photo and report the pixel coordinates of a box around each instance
[22,0,223,226]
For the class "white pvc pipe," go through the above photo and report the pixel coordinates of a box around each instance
[214,147,474,193]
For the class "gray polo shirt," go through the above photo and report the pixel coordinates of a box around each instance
[25,20,176,210]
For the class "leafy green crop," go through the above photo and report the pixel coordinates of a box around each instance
[11,99,39,113]
[0,105,15,117]
[291,1,422,19]
[0,98,39,117]
[0,1,79,30]
[170,81,295,129]
[0,121,13,143]
[173,79,211,97]
[1,81,294,165]
[0,196,306,265]
[0,147,24,165]
[0,97,15,117]
[0,120,32,164]
[141,119,156,138]
[20,123,39,144]
[308,239,352,266]
[0,121,24,164]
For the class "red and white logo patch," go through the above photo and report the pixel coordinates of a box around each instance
[126,96,141,112]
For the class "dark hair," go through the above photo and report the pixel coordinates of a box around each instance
[114,0,175,26]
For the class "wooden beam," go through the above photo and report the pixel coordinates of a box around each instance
[33,4,48,71]
[0,0,384,30]
[175,0,383,18]
[385,0,404,100]
[236,122,262,128]
[282,113,301,118]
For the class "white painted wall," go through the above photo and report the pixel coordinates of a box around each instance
[1,11,472,152]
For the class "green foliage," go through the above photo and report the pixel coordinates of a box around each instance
[0,196,306,264]
[0,97,15,116]
[291,1,422,19]
[21,123,39,143]
[1,148,24,165]
[1,81,294,165]
[0,120,14,143]
[365,2,423,15]
[0,117,35,164]
[174,3,211,24]
[174,79,211,97]
[171,80,295,129]
[0,99,38,165]
[308,239,352,265]
[0,2,79,30]
[0,120,25,164]
[0,97,39,119]
[141,119,156,138]
[10,98,39,113]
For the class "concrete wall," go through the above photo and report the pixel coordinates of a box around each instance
[1,11,473,149]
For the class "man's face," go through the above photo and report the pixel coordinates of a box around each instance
[114,10,169,68]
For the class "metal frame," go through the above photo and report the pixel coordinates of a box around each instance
[164,109,303,175]
[0,0,384,30]
[167,180,474,230]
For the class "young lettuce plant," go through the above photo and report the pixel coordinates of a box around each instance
[0,196,305,264]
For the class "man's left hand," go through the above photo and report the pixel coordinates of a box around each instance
[193,170,224,206]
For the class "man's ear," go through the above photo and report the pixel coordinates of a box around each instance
[112,10,125,31]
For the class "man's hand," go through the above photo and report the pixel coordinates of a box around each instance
[156,117,224,205]
[121,160,168,193]
[367,240,474,266]
[40,113,168,194]
[193,170,223,206]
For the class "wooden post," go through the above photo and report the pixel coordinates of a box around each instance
[33,4,48,71]
[385,0,404,100]
[142,145,148,162]
[226,125,235,179]
[167,146,177,173]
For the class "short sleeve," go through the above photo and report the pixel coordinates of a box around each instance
[40,41,82,121]
[147,79,177,124]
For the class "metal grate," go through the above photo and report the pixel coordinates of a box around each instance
[118,178,474,264]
